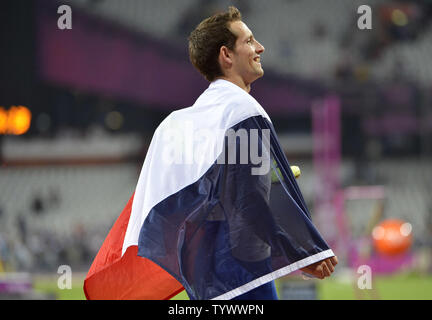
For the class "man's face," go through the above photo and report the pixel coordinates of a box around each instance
[228,20,265,85]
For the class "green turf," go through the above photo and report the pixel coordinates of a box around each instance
[31,272,432,300]
[170,272,432,300]
[317,272,432,300]
[33,275,86,300]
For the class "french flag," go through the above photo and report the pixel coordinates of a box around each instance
[83,79,335,300]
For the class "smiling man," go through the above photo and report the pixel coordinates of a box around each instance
[188,7,265,93]
[186,6,338,300]
[84,6,337,301]
[217,20,265,92]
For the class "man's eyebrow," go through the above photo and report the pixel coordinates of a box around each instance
[245,33,254,41]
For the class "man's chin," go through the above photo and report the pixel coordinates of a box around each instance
[256,65,264,75]
[255,69,264,80]
[247,70,264,86]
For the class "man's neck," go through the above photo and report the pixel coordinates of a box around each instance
[217,76,251,93]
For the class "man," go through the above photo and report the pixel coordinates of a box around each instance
[188,6,337,300]
[84,6,337,301]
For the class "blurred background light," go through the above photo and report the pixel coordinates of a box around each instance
[372,219,413,257]
[8,106,32,135]
[35,113,51,134]
[391,9,408,27]
[0,106,32,135]
[104,111,124,131]
[0,107,7,134]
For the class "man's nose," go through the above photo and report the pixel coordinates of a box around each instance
[256,41,265,54]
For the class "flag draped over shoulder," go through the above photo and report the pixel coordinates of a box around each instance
[84,79,335,300]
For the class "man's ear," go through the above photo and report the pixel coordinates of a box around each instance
[219,46,233,69]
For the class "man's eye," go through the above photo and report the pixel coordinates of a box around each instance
[247,39,252,44]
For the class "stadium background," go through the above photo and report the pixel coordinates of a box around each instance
[0,0,431,299]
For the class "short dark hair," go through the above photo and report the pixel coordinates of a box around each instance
[188,6,242,82]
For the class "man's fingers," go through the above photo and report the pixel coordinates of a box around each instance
[315,264,325,279]
[321,261,331,277]
[329,256,338,267]
[302,257,338,279]
[325,259,335,273]
[330,256,338,267]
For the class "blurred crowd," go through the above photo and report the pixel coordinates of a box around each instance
[0,194,111,273]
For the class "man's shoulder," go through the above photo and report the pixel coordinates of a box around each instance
[155,84,269,133]
[221,90,270,124]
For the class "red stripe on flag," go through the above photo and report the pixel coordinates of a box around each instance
[83,193,184,300]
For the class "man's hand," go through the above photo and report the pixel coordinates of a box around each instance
[300,256,338,279]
